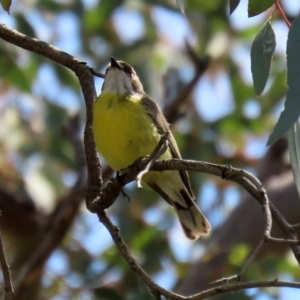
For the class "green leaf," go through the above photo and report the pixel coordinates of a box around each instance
[267,16,300,145]
[0,48,32,92]
[229,0,240,15]
[15,14,36,37]
[0,0,11,13]
[248,0,274,17]
[176,0,185,14]
[251,21,276,96]
[229,243,250,266]
[288,120,300,198]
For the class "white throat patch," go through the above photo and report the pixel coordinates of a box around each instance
[102,69,134,94]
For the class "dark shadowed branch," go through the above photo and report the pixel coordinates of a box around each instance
[0,215,13,300]
[163,44,210,124]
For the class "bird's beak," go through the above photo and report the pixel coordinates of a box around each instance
[110,57,121,70]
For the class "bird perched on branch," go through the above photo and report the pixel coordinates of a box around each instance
[93,57,211,240]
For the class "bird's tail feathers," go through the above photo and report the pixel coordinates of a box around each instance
[173,190,211,240]
[148,182,211,240]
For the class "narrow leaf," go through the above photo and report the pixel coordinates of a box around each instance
[230,0,240,15]
[0,0,11,13]
[248,0,274,17]
[251,21,276,96]
[176,0,185,15]
[267,16,300,145]
[288,120,300,198]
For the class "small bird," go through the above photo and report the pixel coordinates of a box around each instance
[93,57,211,240]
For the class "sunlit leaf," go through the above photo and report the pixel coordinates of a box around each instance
[251,21,276,96]
[267,16,300,145]
[229,243,250,266]
[248,0,274,17]
[288,120,300,198]
[229,0,240,15]
[0,0,11,13]
[176,0,185,14]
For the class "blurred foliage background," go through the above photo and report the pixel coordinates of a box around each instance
[0,0,299,299]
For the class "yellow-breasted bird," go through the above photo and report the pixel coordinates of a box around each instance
[93,57,211,240]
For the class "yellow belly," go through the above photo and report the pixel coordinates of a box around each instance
[93,93,171,176]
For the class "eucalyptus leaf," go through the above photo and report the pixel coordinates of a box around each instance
[248,0,274,17]
[229,0,240,15]
[176,0,185,14]
[288,120,300,198]
[0,0,11,13]
[251,21,276,96]
[267,16,300,145]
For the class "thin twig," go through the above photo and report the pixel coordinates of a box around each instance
[136,132,170,188]
[212,168,273,282]
[0,213,13,300]
[266,236,300,244]
[98,211,183,300]
[164,46,209,124]
[238,239,265,281]
[292,223,300,230]
[268,201,300,264]
[210,275,239,285]
[275,0,291,28]
[190,279,300,300]
[89,67,105,78]
[152,158,300,266]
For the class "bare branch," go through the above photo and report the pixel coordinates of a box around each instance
[164,46,210,124]
[211,275,239,285]
[190,280,300,300]
[98,211,183,300]
[89,67,105,78]
[266,236,300,244]
[238,239,265,281]
[0,214,13,300]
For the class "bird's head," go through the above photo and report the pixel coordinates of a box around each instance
[101,57,144,95]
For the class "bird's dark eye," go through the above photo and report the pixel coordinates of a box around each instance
[123,66,133,76]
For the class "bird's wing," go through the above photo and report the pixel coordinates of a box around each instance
[141,96,195,198]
